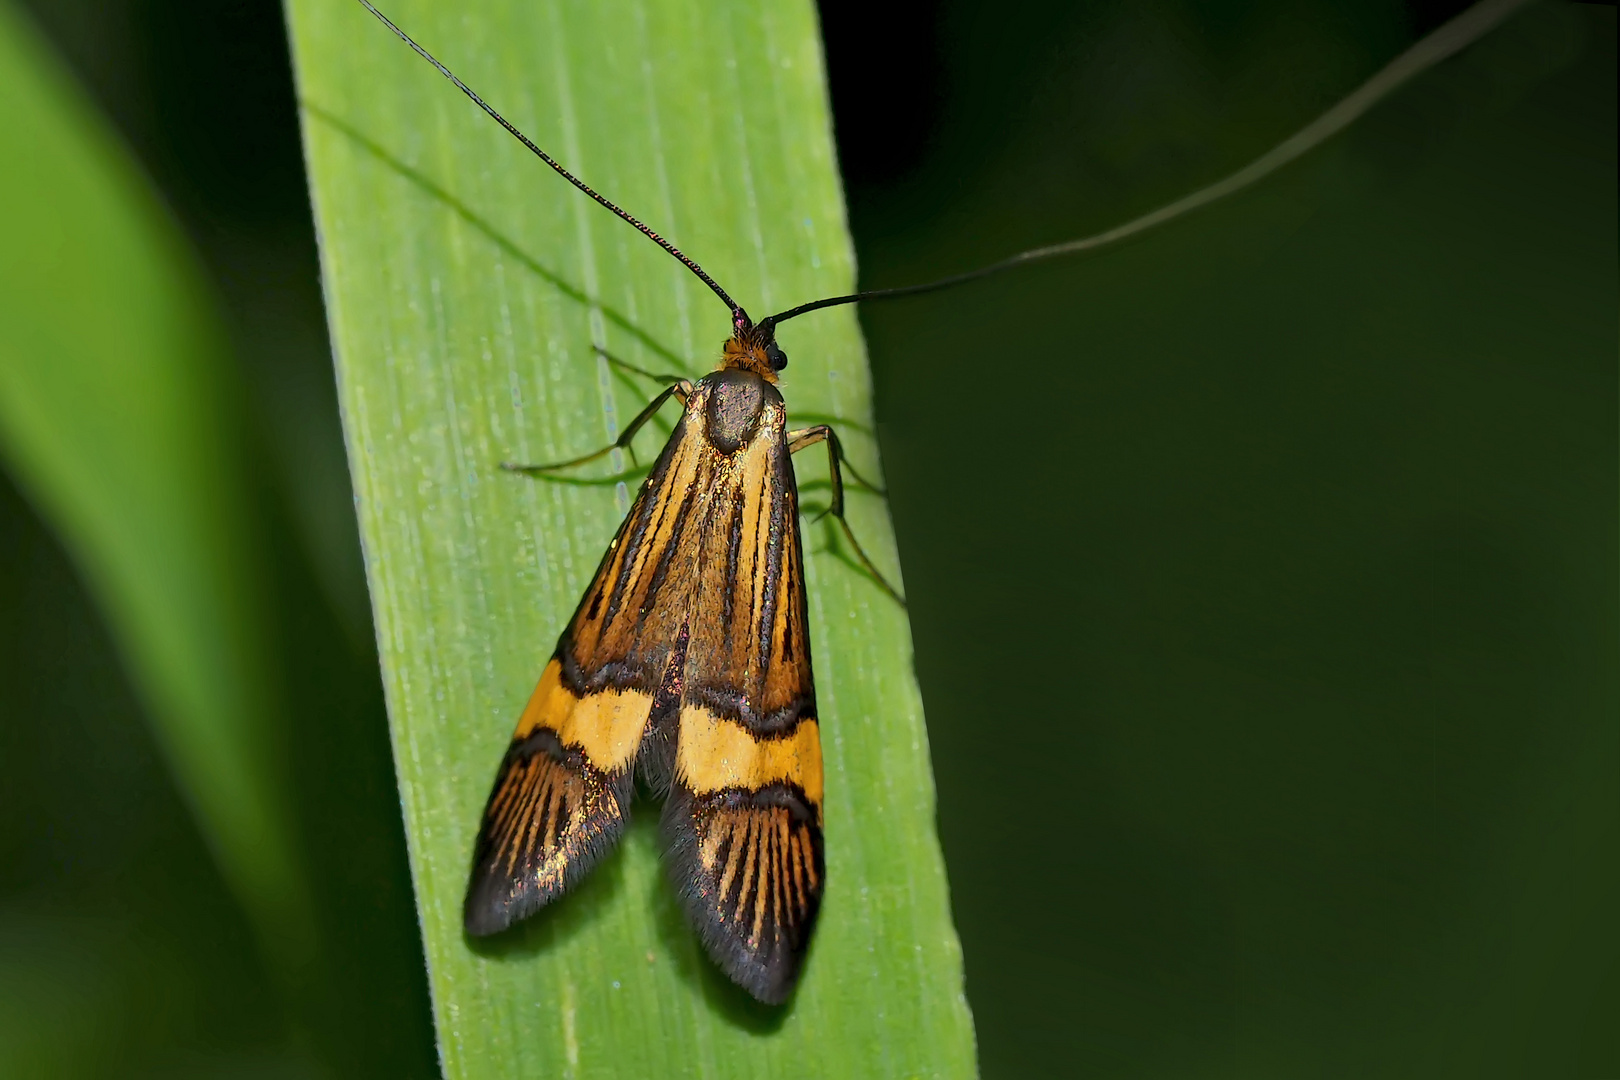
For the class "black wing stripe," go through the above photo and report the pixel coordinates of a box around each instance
[599,419,694,634]
[637,467,703,623]
[722,480,747,651]
[755,454,789,689]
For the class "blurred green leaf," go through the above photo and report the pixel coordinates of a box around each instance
[0,0,315,976]
[285,0,975,1075]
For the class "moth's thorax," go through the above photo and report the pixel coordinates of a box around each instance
[701,368,783,455]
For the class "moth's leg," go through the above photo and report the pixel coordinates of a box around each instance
[502,380,692,476]
[786,425,888,501]
[594,346,688,386]
[787,424,905,607]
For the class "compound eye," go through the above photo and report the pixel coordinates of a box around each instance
[765,343,788,371]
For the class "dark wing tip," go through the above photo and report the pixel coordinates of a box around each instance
[462,732,633,937]
[709,930,805,1006]
[462,848,566,936]
[462,870,529,937]
[662,783,824,1005]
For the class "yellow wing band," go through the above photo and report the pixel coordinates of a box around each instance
[515,658,652,773]
[675,707,823,808]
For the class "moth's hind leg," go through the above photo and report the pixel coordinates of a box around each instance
[787,424,905,607]
[502,379,691,476]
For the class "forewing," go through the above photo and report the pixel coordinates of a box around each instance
[663,397,824,1003]
[464,401,710,935]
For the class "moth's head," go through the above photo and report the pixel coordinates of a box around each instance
[720,311,788,381]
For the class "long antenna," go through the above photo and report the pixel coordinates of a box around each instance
[761,0,1530,331]
[356,0,747,323]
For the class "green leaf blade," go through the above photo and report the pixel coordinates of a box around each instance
[286,0,975,1075]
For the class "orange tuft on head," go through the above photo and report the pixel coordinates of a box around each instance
[719,317,789,380]
[720,337,777,380]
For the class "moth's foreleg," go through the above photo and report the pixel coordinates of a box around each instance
[593,345,689,387]
[787,424,905,607]
[502,380,692,476]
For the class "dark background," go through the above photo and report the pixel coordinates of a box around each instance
[3,0,1614,1076]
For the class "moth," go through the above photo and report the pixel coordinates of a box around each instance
[356,0,893,1005]
[464,329,847,1004]
[358,0,1500,1005]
